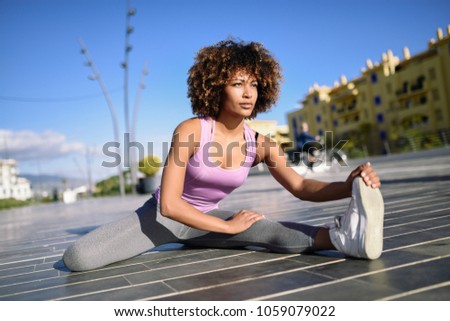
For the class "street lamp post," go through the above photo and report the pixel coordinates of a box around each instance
[131,60,149,153]
[78,38,126,197]
[122,1,137,193]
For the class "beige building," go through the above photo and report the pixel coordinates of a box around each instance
[0,159,32,200]
[246,119,291,150]
[287,25,450,155]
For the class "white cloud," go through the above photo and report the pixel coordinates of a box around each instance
[0,129,86,161]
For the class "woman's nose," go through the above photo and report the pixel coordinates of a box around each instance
[243,85,253,98]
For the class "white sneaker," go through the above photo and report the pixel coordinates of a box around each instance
[329,177,384,259]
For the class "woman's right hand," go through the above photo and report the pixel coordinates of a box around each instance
[225,210,264,234]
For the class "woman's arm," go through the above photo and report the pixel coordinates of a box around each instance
[256,134,380,202]
[159,119,262,234]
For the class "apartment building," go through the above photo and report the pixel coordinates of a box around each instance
[0,159,32,200]
[287,25,450,155]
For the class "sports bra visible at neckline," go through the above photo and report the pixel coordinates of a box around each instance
[205,118,252,171]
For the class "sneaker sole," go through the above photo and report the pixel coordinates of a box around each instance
[356,177,384,259]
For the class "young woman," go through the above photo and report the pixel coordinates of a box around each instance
[63,39,384,271]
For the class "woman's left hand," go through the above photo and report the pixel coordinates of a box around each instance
[346,162,381,191]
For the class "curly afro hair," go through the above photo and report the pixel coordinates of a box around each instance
[187,38,283,119]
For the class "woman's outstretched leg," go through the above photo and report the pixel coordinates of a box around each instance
[63,199,183,271]
[180,209,321,253]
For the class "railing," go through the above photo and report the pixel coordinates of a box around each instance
[343,128,450,159]
[386,128,450,154]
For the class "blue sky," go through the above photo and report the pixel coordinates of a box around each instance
[1,0,449,183]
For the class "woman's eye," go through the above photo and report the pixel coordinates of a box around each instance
[232,82,242,87]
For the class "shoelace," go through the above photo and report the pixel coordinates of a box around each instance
[334,216,342,229]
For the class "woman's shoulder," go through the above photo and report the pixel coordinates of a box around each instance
[173,117,202,140]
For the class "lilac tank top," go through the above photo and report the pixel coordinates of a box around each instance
[154,118,257,212]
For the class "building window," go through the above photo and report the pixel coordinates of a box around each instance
[318,129,324,136]
[411,75,425,91]
[405,100,411,109]
[432,89,440,101]
[316,115,321,123]
[420,95,427,105]
[313,95,319,105]
[435,108,443,121]
[376,113,384,123]
[371,72,378,83]
[379,130,387,141]
[429,68,436,81]
[333,119,339,127]
[331,104,336,112]
[374,95,382,105]
[402,81,408,94]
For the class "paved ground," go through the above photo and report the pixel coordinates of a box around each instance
[0,148,449,301]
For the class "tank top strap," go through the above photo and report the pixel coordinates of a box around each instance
[243,122,257,165]
[198,117,213,150]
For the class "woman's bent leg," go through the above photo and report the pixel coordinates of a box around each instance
[180,209,320,253]
[63,199,182,271]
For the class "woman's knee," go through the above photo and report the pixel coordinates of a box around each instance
[63,242,97,272]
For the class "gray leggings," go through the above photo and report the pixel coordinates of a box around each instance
[63,198,320,271]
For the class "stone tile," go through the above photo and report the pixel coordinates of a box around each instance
[0,265,36,278]
[164,258,307,292]
[97,247,212,270]
[0,258,44,271]
[269,278,398,301]
[2,276,129,301]
[384,210,450,229]
[0,263,146,297]
[141,248,250,270]
[306,249,433,280]
[0,269,59,287]
[156,270,332,301]
[288,252,346,265]
[65,282,174,301]
[383,226,450,250]
[358,256,450,292]
[400,238,450,257]
[384,216,450,238]
[0,247,58,263]
[63,263,149,283]
[125,251,277,285]
[391,284,450,301]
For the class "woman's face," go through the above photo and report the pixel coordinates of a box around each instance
[220,71,258,118]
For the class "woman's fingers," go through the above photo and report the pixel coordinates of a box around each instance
[347,162,381,189]
[228,210,264,233]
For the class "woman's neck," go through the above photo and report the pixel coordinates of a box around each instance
[214,113,245,137]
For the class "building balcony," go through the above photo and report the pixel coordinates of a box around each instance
[336,104,359,116]
[386,103,430,121]
[395,76,426,99]
[335,121,360,136]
